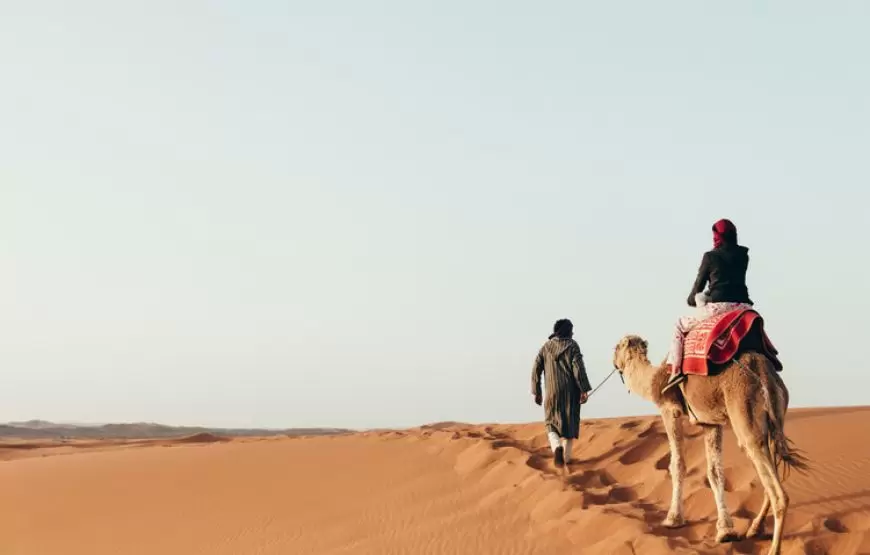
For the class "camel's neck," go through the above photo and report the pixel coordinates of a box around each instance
[622,357,668,404]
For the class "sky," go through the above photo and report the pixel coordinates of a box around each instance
[2,1,868,429]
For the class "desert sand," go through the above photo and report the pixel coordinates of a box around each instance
[1,407,869,554]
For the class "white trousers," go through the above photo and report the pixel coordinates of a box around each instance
[547,430,574,462]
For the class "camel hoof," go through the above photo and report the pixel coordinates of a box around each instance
[662,516,686,529]
[716,529,743,543]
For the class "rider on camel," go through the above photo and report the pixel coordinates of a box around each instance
[662,219,754,393]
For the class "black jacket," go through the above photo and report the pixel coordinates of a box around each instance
[687,244,753,307]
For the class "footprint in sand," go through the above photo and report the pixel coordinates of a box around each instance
[618,436,666,466]
[568,469,616,489]
[823,517,849,533]
[637,426,662,439]
[702,475,734,493]
[583,485,638,506]
[490,438,531,454]
[525,455,551,473]
[654,452,670,471]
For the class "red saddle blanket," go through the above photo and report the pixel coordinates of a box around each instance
[682,308,782,376]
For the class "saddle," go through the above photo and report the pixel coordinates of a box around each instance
[682,308,782,377]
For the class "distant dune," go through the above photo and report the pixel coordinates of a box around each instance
[0,420,352,440]
[1,407,868,554]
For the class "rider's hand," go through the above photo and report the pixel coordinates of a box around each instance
[579,391,589,404]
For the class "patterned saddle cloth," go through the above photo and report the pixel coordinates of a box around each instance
[683,308,782,376]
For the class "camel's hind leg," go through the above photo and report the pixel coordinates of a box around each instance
[747,493,771,538]
[729,402,789,555]
[703,425,740,542]
[743,441,788,555]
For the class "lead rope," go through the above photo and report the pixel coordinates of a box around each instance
[586,368,619,398]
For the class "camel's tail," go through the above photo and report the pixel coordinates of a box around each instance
[761,364,810,481]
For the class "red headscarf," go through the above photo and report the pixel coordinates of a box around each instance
[712,218,737,248]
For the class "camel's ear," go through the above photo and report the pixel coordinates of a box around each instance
[637,338,649,354]
[625,336,648,354]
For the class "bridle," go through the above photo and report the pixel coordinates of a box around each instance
[615,366,627,393]
[613,346,628,391]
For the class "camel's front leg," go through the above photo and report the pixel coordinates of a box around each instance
[661,407,686,528]
[704,426,740,542]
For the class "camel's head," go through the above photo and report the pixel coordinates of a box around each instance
[613,335,649,372]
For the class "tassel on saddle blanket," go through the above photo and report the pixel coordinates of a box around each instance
[682,308,782,376]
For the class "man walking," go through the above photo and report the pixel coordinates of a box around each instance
[531,319,591,467]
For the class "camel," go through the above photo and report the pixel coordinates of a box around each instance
[612,334,808,555]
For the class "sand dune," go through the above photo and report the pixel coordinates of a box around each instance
[1,407,869,554]
[0,420,352,440]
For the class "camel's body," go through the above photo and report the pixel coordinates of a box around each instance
[613,335,807,555]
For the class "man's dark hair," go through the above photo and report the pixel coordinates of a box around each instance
[550,318,573,339]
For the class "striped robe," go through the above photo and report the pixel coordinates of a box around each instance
[531,338,592,439]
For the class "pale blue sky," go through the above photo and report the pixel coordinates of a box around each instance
[2,2,868,429]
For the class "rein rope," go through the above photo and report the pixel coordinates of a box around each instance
[587,368,620,398]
